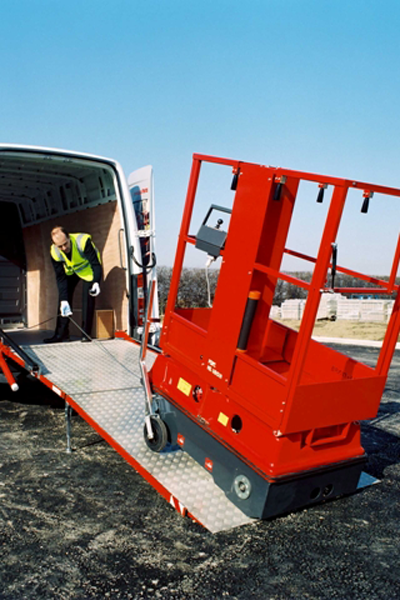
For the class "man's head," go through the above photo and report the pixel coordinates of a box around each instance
[51,226,71,253]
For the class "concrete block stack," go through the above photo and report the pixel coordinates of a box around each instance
[277,295,395,322]
[359,299,388,323]
[386,300,395,322]
[337,298,361,321]
[316,293,342,320]
[270,305,281,320]
[280,299,305,320]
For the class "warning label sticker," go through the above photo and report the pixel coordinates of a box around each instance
[177,377,192,396]
[217,412,229,427]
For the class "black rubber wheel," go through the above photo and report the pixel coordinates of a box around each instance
[143,416,169,452]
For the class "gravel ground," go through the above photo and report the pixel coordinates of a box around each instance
[1,344,400,600]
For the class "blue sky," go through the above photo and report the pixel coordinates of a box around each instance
[1,0,400,274]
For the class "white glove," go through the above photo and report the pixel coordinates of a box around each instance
[89,282,100,297]
[60,301,72,317]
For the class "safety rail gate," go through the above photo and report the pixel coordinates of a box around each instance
[0,334,253,532]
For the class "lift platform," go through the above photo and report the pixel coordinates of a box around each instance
[148,154,400,520]
[0,334,254,532]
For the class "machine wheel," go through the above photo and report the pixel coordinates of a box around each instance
[143,416,169,452]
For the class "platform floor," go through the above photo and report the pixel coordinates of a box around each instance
[21,338,253,533]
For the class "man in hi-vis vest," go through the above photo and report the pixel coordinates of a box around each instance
[44,226,102,343]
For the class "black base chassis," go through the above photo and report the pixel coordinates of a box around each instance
[155,395,366,520]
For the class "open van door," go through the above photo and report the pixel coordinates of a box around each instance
[128,166,160,345]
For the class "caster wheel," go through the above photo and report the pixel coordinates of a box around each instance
[143,416,169,452]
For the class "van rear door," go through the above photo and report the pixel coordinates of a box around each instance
[127,166,160,344]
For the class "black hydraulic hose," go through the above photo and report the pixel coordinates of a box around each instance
[0,327,40,372]
[237,291,261,352]
[331,243,338,289]
[131,248,157,271]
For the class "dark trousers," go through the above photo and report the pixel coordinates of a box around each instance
[56,275,96,338]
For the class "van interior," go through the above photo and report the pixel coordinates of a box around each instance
[0,149,130,345]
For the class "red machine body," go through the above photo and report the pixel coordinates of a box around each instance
[150,154,400,517]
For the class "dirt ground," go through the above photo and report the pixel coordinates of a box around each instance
[1,343,400,599]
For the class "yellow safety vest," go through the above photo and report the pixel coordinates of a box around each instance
[50,233,101,281]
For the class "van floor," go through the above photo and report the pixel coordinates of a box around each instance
[5,328,92,346]
[13,337,253,533]
[5,328,58,345]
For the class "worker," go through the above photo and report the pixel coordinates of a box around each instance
[44,226,102,343]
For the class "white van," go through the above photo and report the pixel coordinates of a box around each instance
[0,144,159,343]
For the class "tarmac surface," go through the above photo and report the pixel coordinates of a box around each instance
[1,343,400,599]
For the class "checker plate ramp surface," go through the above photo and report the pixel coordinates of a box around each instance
[22,338,253,533]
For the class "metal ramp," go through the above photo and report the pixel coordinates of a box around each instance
[21,338,253,533]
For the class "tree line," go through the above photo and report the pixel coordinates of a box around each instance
[156,266,396,315]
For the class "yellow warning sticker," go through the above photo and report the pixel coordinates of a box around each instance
[218,412,229,427]
[177,377,192,396]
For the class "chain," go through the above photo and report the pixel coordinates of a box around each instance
[24,316,57,330]
[66,315,93,341]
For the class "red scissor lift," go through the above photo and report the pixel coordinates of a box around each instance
[149,154,400,519]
